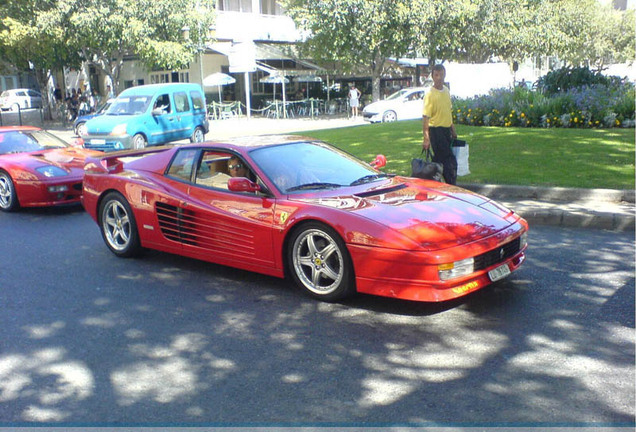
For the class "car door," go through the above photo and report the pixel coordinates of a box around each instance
[401,90,426,120]
[149,93,179,144]
[173,91,193,140]
[156,148,278,272]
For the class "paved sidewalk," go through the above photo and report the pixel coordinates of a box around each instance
[44,117,635,232]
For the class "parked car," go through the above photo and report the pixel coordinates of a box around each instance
[0,89,43,111]
[73,99,114,137]
[0,126,102,212]
[362,86,431,123]
[82,83,209,151]
[82,135,528,303]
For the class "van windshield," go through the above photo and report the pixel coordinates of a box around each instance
[106,96,152,115]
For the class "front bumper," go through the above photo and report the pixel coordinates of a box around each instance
[349,233,528,302]
[83,134,133,152]
[16,177,84,208]
[362,111,381,122]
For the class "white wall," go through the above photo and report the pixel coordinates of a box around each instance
[444,62,514,98]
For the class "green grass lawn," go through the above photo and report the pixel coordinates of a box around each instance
[298,121,635,189]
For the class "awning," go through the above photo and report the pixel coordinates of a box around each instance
[210,42,323,76]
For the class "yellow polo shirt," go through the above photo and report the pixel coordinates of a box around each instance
[423,86,453,127]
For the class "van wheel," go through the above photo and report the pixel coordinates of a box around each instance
[132,134,147,149]
[190,127,205,143]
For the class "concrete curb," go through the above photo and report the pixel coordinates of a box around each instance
[460,184,635,232]
[459,183,636,204]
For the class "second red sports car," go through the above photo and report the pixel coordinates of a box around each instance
[0,126,102,212]
[82,135,528,302]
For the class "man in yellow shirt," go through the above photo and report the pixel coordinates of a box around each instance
[422,64,457,184]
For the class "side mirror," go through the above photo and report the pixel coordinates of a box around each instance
[228,177,261,193]
[369,154,386,169]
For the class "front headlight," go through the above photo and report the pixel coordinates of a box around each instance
[520,231,528,248]
[36,166,69,177]
[111,123,128,136]
[438,257,475,281]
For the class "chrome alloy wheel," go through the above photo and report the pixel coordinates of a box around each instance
[0,172,17,211]
[292,228,345,296]
[102,199,132,251]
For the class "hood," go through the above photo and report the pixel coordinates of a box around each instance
[20,148,99,174]
[297,178,522,250]
[86,114,138,133]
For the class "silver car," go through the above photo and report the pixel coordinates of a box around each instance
[0,89,43,111]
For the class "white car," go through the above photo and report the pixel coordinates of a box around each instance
[0,89,43,111]
[362,86,430,123]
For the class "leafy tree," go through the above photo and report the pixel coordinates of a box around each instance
[0,0,82,105]
[280,0,420,101]
[1,0,215,96]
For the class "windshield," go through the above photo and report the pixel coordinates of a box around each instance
[106,95,152,115]
[385,89,410,101]
[250,141,383,193]
[0,130,69,155]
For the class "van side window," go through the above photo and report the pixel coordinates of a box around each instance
[174,92,190,113]
[154,94,171,114]
[190,91,204,110]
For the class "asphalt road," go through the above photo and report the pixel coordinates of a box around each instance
[0,205,634,428]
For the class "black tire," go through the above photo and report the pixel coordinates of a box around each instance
[99,192,141,257]
[132,133,147,150]
[0,170,19,212]
[287,222,355,302]
[190,126,205,143]
[382,110,397,122]
[75,121,87,137]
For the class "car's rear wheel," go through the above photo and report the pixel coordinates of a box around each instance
[190,126,205,143]
[132,133,147,150]
[382,110,397,122]
[287,222,355,302]
[0,171,19,212]
[99,192,141,257]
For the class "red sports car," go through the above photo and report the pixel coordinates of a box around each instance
[82,136,528,302]
[0,126,102,212]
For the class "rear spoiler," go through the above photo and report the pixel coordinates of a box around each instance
[84,146,172,174]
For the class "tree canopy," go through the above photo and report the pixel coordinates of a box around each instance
[281,0,635,101]
[0,0,215,96]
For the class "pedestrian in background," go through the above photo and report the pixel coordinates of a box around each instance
[422,64,457,184]
[348,83,361,118]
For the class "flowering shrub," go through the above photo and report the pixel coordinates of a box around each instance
[452,78,635,128]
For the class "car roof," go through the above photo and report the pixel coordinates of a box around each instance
[119,83,203,97]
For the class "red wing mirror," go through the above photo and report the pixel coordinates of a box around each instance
[228,177,261,193]
[370,154,386,169]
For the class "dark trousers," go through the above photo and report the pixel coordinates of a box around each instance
[429,126,457,184]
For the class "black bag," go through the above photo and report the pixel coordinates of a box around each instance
[411,148,444,182]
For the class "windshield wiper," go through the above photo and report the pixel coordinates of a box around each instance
[287,182,343,192]
[349,173,391,186]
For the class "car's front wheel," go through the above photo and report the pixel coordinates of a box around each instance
[0,171,19,212]
[190,126,205,143]
[287,222,355,302]
[132,133,147,150]
[382,110,397,122]
[75,122,87,137]
[99,192,141,257]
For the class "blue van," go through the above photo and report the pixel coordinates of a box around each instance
[82,83,209,151]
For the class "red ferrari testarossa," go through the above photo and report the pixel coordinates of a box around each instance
[82,135,528,302]
[0,126,102,212]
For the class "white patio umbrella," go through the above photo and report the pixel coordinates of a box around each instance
[203,72,236,101]
[259,74,289,117]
